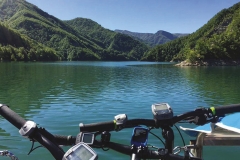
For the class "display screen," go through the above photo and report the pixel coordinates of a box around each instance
[155,104,168,110]
[132,128,148,143]
[67,145,94,160]
[82,133,94,144]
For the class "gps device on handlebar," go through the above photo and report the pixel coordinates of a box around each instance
[131,127,149,147]
[151,103,173,120]
[76,132,95,145]
[62,142,98,160]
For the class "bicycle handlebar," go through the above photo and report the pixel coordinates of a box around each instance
[54,135,76,146]
[80,121,116,132]
[0,104,65,160]
[0,104,26,129]
[1,103,240,160]
[80,119,155,132]
[214,104,240,116]
[80,104,240,132]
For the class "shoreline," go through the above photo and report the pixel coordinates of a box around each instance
[175,60,240,66]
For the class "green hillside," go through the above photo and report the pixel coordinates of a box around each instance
[65,18,149,60]
[0,0,148,61]
[0,22,58,61]
[143,2,240,63]
[2,0,239,62]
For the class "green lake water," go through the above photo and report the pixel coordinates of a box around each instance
[0,61,240,160]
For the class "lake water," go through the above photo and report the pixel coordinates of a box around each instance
[0,61,240,160]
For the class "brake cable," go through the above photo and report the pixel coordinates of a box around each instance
[174,124,186,146]
[27,140,42,155]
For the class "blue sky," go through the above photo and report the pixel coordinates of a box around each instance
[26,0,240,34]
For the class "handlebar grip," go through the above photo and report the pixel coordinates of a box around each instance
[54,135,76,146]
[214,104,240,116]
[80,121,115,132]
[0,104,26,129]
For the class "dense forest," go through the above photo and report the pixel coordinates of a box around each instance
[143,2,240,63]
[65,18,149,60]
[0,0,240,62]
[0,22,58,61]
[0,0,148,61]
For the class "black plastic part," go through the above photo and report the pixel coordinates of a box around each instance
[0,104,26,129]
[80,121,115,132]
[162,126,174,154]
[101,131,111,147]
[193,114,208,125]
[125,119,156,128]
[214,104,240,116]
[54,135,76,146]
[80,119,156,132]
[32,131,65,160]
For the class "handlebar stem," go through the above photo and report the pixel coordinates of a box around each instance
[101,131,111,147]
[130,145,148,160]
[162,126,174,154]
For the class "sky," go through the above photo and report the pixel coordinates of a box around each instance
[26,0,240,34]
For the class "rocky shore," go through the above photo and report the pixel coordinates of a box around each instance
[175,60,240,66]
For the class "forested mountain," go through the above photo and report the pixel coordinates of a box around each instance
[1,0,240,62]
[65,18,149,60]
[143,2,240,63]
[0,0,148,61]
[0,22,58,61]
[115,30,188,47]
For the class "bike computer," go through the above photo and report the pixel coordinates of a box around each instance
[76,132,94,145]
[131,127,149,147]
[151,103,173,120]
[62,142,98,160]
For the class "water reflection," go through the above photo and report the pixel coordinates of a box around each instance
[177,66,240,106]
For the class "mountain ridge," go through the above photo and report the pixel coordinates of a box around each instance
[0,0,148,61]
[115,29,188,47]
[142,2,240,63]
[1,0,240,63]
